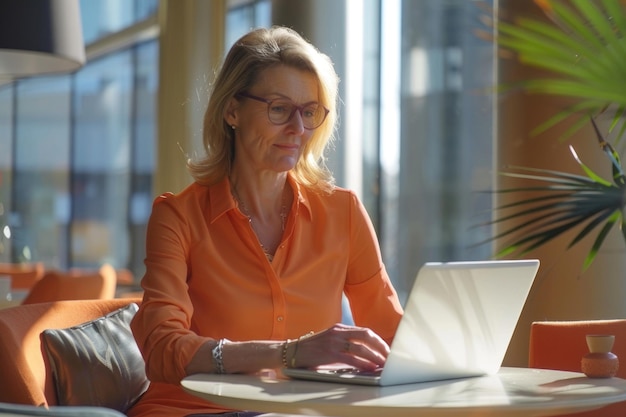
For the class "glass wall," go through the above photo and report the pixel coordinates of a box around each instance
[71,51,133,269]
[0,85,14,262]
[226,0,271,47]
[14,77,72,266]
[0,0,494,290]
[381,0,494,296]
[130,41,159,277]
[81,0,159,44]
[0,0,158,277]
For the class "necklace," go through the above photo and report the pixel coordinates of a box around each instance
[231,186,288,262]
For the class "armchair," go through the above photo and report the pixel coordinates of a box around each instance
[0,262,44,291]
[0,298,144,414]
[529,319,626,417]
[21,264,116,305]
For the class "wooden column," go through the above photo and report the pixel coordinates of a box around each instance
[154,0,226,196]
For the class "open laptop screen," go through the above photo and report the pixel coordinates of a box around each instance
[284,259,540,386]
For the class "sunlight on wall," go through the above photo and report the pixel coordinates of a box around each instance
[380,0,400,178]
[344,0,364,198]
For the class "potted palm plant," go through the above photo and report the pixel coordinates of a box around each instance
[485,0,626,270]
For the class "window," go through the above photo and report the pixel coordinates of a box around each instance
[14,76,72,265]
[380,0,494,297]
[81,0,159,44]
[226,0,271,47]
[71,51,133,268]
[0,85,15,261]
[0,0,494,291]
[0,0,158,277]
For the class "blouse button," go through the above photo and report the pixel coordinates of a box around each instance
[277,316,284,322]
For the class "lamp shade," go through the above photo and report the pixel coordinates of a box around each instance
[0,0,85,79]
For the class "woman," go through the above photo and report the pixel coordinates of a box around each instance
[129,26,403,417]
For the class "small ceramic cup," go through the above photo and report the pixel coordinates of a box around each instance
[582,334,619,378]
[586,334,615,353]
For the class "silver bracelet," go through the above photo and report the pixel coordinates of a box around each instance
[212,338,228,374]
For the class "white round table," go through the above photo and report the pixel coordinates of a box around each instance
[181,367,626,417]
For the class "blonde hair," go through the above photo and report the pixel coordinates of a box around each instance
[187,26,339,193]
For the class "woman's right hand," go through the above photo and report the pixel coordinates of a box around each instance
[287,323,390,371]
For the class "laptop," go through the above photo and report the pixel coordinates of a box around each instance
[283,259,539,386]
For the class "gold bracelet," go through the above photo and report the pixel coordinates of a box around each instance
[282,339,292,368]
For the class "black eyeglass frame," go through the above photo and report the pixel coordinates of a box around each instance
[235,91,330,130]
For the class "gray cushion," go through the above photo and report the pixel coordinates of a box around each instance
[41,303,148,412]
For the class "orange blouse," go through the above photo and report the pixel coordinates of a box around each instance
[129,176,403,417]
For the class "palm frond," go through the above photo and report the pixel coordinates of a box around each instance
[479,1,626,270]
[486,119,626,270]
[582,211,621,268]
[496,0,626,141]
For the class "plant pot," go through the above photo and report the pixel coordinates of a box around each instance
[581,334,619,378]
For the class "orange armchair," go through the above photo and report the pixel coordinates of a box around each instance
[529,319,626,417]
[21,263,117,305]
[0,298,142,407]
[0,262,44,291]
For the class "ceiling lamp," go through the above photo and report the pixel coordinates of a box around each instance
[0,0,85,80]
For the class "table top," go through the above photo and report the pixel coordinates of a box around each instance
[182,367,626,417]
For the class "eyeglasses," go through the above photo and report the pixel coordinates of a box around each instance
[236,91,329,130]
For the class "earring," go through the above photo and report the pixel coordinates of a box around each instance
[231,125,236,130]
